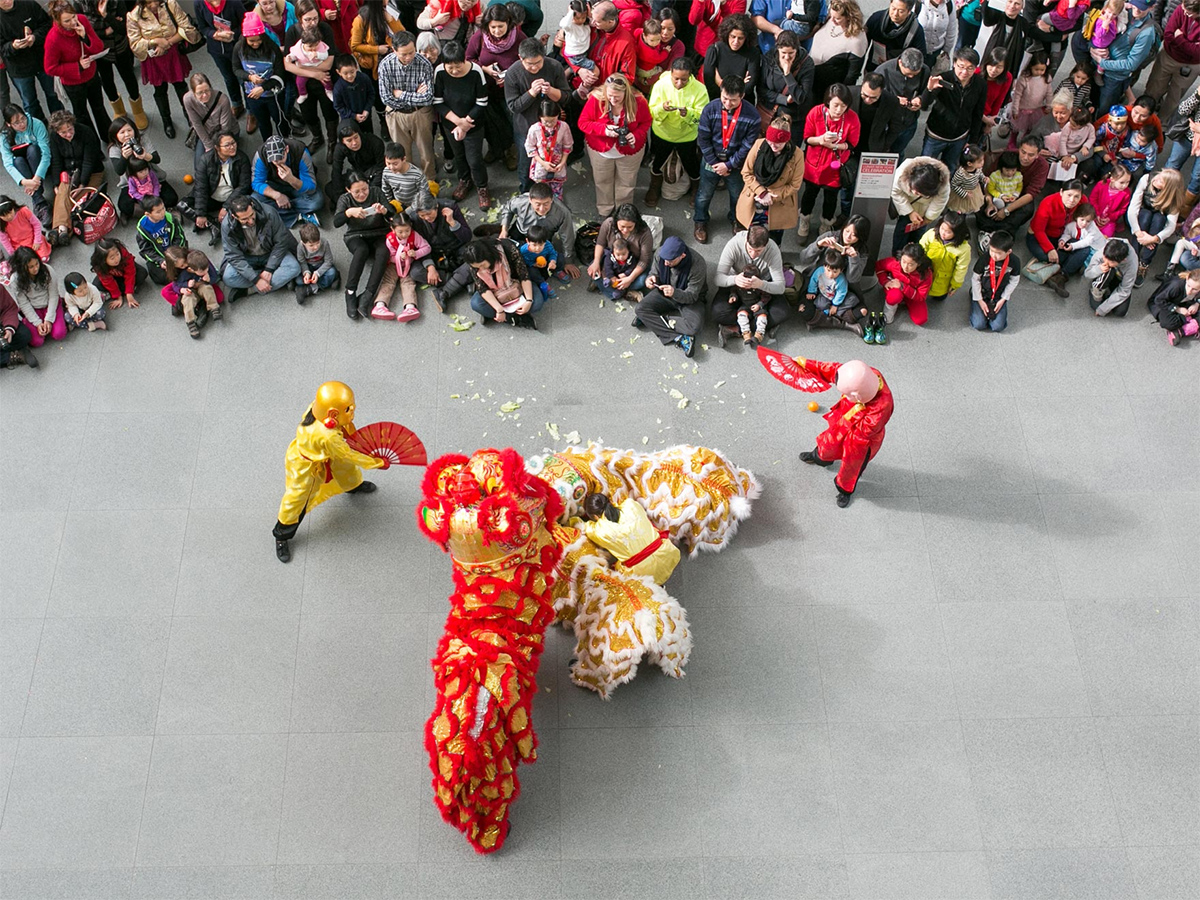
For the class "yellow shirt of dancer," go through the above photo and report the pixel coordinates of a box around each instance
[277,418,383,526]
[582,498,680,585]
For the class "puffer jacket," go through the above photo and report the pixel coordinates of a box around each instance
[891,156,951,222]
[126,0,200,61]
[918,230,970,296]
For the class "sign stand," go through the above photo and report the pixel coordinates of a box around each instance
[849,153,899,272]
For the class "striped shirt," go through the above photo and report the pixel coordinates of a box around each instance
[377,52,434,111]
[381,164,429,208]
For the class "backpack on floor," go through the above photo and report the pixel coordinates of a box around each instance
[574,221,601,264]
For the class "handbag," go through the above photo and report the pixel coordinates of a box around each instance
[69,187,117,244]
[1021,258,1060,285]
[660,150,690,201]
[163,1,204,55]
[185,92,224,150]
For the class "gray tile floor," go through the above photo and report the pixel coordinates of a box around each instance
[1,3,1198,897]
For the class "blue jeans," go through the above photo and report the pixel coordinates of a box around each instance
[970,301,1008,331]
[593,271,646,300]
[303,266,340,289]
[11,72,62,122]
[694,164,744,225]
[1096,77,1130,120]
[253,189,323,227]
[208,51,243,110]
[921,134,967,176]
[1181,248,1200,270]
[245,92,285,140]
[890,120,920,158]
[221,253,302,291]
[470,285,548,320]
[1136,208,1168,265]
[1164,141,1200,195]
[1024,234,1091,276]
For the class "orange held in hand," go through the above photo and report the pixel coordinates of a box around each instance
[808,401,820,412]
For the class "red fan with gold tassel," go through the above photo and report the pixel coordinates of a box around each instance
[347,421,428,467]
[756,346,832,392]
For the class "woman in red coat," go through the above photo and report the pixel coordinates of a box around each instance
[798,82,859,239]
[689,0,746,61]
[44,0,112,141]
[876,242,933,328]
[316,0,358,54]
[796,357,894,507]
[579,73,652,218]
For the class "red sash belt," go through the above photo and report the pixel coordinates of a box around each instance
[622,530,670,568]
[299,451,333,483]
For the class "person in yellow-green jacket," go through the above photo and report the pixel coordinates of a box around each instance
[577,492,681,586]
[918,211,973,302]
[273,381,388,563]
[645,58,709,206]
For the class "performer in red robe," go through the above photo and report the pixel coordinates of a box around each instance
[796,357,894,507]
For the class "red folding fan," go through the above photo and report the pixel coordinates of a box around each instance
[347,421,428,467]
[756,346,833,392]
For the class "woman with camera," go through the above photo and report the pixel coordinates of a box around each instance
[579,73,651,219]
[106,115,179,221]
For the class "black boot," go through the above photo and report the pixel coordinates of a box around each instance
[1157,263,1179,282]
[345,290,360,319]
[275,539,291,563]
[800,449,834,467]
[348,480,376,494]
[836,490,853,508]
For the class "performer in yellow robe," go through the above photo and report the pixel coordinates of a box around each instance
[578,493,681,586]
[273,381,386,562]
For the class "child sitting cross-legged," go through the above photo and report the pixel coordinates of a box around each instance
[600,236,638,302]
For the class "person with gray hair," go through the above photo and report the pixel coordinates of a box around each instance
[875,46,928,158]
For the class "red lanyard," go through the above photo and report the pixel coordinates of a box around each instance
[989,256,1010,297]
[720,105,741,148]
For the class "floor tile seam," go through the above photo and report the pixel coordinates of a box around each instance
[270,733,293,869]
[129,731,160,870]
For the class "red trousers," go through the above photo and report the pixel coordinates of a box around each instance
[816,419,885,494]
[884,289,928,325]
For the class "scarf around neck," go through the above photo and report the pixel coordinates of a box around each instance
[482,25,519,56]
[754,139,795,189]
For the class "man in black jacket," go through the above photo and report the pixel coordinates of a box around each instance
[842,73,899,216]
[220,194,301,299]
[193,131,252,242]
[0,0,62,122]
[326,122,386,202]
[46,110,104,240]
[919,46,986,174]
[876,48,928,158]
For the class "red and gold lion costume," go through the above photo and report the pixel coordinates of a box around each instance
[416,444,760,853]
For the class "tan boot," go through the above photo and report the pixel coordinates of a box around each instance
[129,97,149,131]
[110,97,128,121]
[796,215,810,239]
[1184,191,1199,217]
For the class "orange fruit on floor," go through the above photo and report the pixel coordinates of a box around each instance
[808,401,820,412]
[183,174,194,184]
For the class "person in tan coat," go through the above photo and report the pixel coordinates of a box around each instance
[126,0,202,139]
[736,115,805,244]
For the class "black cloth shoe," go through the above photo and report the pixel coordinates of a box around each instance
[295,282,309,305]
[348,480,376,494]
[163,119,176,139]
[836,490,852,508]
[800,450,834,467]
[275,539,291,563]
